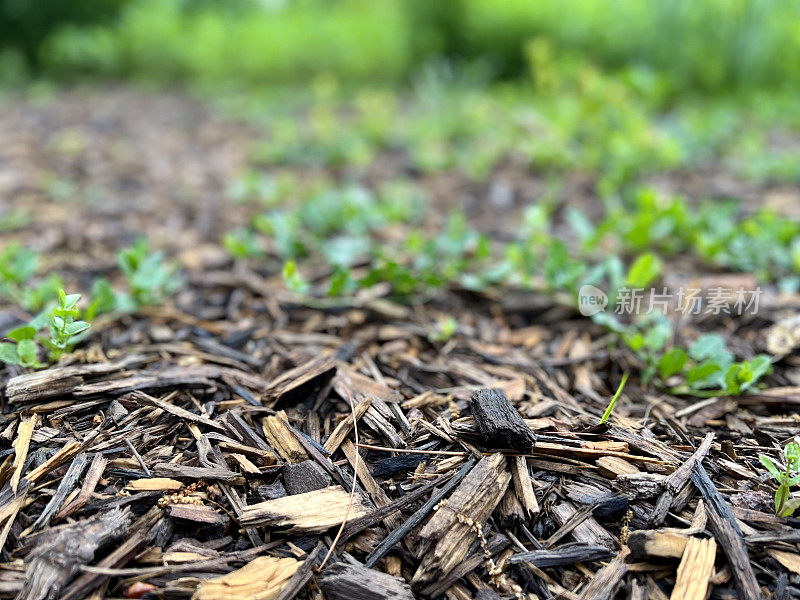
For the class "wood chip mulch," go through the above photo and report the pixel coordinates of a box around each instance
[0,279,797,600]
[2,89,800,600]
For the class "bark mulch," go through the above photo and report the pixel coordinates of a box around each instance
[1,282,798,600]
[1,89,799,600]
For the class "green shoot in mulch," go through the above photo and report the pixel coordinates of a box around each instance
[0,289,90,368]
[760,440,800,517]
[599,372,629,424]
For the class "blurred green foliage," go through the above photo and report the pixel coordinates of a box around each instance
[0,0,127,65]
[39,0,412,84]
[457,0,800,93]
[3,0,799,94]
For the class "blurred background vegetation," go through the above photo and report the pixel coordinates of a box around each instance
[1,0,798,95]
[3,0,798,187]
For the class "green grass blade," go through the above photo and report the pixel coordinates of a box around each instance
[600,372,629,424]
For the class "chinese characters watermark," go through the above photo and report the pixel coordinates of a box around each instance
[578,285,762,317]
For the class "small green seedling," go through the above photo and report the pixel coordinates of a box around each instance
[0,288,90,368]
[118,239,180,306]
[43,289,91,362]
[0,325,42,368]
[223,228,263,259]
[600,372,629,424]
[282,260,309,294]
[760,440,800,517]
[429,316,457,343]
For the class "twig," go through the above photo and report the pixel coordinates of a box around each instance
[318,387,360,571]
[690,462,760,600]
[125,439,151,477]
[364,458,475,568]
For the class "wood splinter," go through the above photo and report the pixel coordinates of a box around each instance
[671,536,717,600]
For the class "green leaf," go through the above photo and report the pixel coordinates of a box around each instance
[622,331,645,352]
[66,321,90,336]
[658,348,688,379]
[16,339,37,365]
[686,362,723,385]
[741,355,772,392]
[642,317,670,352]
[600,372,629,424]
[28,311,51,330]
[780,497,800,517]
[724,363,748,395]
[776,483,790,514]
[327,267,357,297]
[62,293,81,309]
[0,343,21,366]
[786,441,800,472]
[282,260,310,295]
[760,455,781,480]
[84,277,118,320]
[625,252,663,288]
[689,334,731,365]
[7,325,35,342]
[429,316,457,343]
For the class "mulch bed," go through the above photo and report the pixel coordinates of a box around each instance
[1,89,799,600]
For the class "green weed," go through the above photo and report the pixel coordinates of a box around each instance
[0,244,63,312]
[599,372,629,424]
[282,260,309,295]
[43,289,91,362]
[575,189,800,289]
[0,288,90,367]
[429,316,458,343]
[118,238,180,306]
[760,441,800,517]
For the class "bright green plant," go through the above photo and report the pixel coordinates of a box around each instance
[593,314,771,397]
[43,289,91,362]
[0,244,38,302]
[0,288,90,368]
[0,244,63,312]
[599,372,629,424]
[760,440,800,517]
[669,334,772,396]
[0,325,42,368]
[282,260,309,295]
[624,252,663,289]
[327,266,358,297]
[223,228,263,259]
[82,277,120,320]
[578,190,800,288]
[118,239,180,306]
[429,316,457,343]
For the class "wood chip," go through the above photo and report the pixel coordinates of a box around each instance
[690,463,760,600]
[192,556,300,600]
[671,537,717,600]
[469,388,535,451]
[412,453,511,585]
[319,562,413,600]
[125,477,184,492]
[262,412,308,463]
[240,486,370,533]
[10,415,37,494]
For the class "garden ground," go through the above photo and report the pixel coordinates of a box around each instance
[1,83,800,600]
